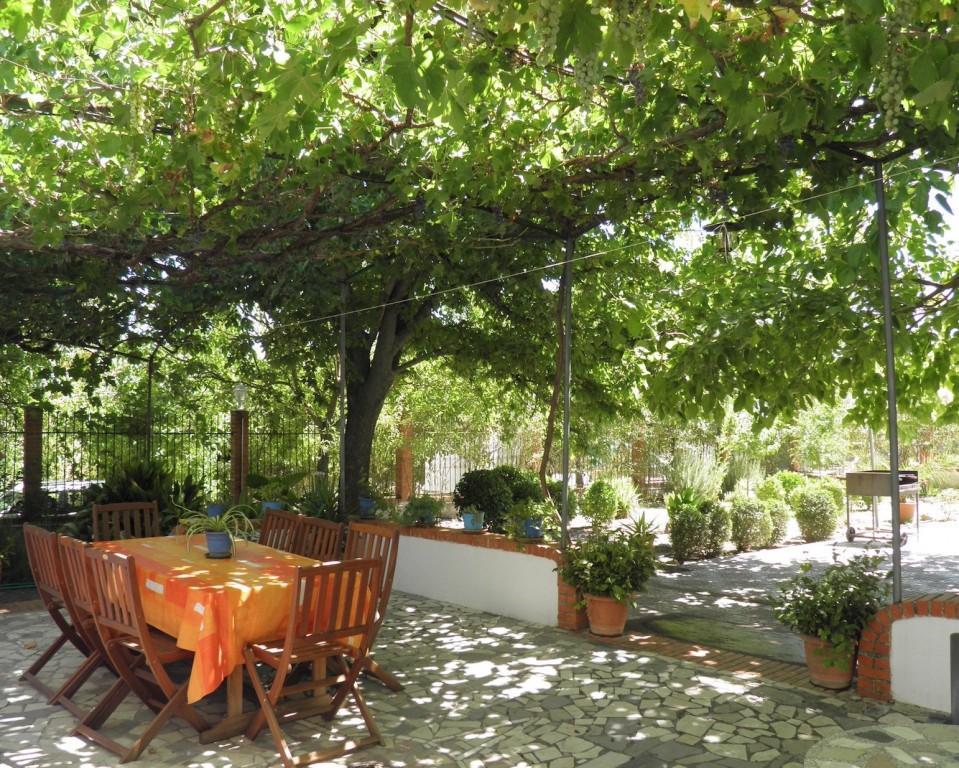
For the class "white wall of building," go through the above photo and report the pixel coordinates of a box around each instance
[891,616,959,712]
[393,535,559,626]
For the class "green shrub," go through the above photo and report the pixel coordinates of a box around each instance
[794,488,840,542]
[545,478,578,517]
[453,469,513,533]
[398,495,443,526]
[666,489,706,563]
[558,521,657,603]
[730,495,772,552]
[296,474,341,521]
[668,446,726,502]
[773,471,806,496]
[606,476,636,518]
[703,500,731,557]
[764,498,791,546]
[755,476,785,503]
[505,498,559,541]
[581,480,620,528]
[491,466,541,504]
[809,476,843,512]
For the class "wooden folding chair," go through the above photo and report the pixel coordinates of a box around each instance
[92,500,161,541]
[49,535,116,719]
[76,549,209,762]
[295,517,343,561]
[243,558,383,767]
[343,522,402,691]
[20,524,90,700]
[259,508,303,553]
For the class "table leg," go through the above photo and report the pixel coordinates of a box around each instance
[198,666,251,744]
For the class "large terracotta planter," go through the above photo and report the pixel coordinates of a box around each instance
[802,634,854,690]
[585,594,629,636]
[899,502,915,524]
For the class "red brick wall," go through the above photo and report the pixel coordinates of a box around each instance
[857,593,959,701]
[383,522,588,630]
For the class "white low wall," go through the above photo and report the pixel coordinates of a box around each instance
[393,535,559,626]
[891,616,959,712]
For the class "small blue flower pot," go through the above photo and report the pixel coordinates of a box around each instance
[261,501,284,512]
[523,518,543,539]
[205,531,233,557]
[206,504,226,517]
[462,511,485,531]
[358,497,377,518]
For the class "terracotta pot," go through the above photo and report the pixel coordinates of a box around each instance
[585,594,629,636]
[899,502,915,524]
[801,634,854,690]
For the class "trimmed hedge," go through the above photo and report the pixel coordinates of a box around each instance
[582,480,619,528]
[764,498,791,546]
[794,488,840,542]
[730,495,772,552]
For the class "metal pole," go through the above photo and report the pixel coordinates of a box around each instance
[868,428,878,530]
[561,238,574,550]
[951,633,959,725]
[339,283,348,514]
[875,160,902,603]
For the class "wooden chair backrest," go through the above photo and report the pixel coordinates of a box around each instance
[91,500,161,541]
[296,517,343,561]
[258,509,303,553]
[23,524,64,608]
[343,522,399,631]
[285,559,382,661]
[57,535,102,652]
[84,549,148,643]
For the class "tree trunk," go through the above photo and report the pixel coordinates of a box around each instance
[539,266,568,499]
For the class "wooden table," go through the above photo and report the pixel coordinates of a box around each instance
[96,536,321,742]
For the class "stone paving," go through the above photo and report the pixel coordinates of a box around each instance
[0,592,951,768]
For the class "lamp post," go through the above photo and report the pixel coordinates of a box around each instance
[231,383,249,503]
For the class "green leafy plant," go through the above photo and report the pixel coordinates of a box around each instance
[397,495,443,527]
[794,488,840,542]
[178,504,256,550]
[665,488,705,563]
[246,470,309,506]
[505,498,558,541]
[730,495,772,552]
[764,498,791,546]
[605,476,636,519]
[453,469,514,533]
[545,478,578,517]
[702,500,731,558]
[809,476,844,512]
[581,479,621,528]
[491,466,541,504]
[755,476,786,503]
[296,474,341,522]
[774,555,890,662]
[558,519,656,603]
[668,446,726,502]
[773,471,807,497]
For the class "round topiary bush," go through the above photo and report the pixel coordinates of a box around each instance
[666,491,706,563]
[774,471,807,497]
[453,469,513,533]
[581,480,619,528]
[755,476,785,504]
[764,498,791,546]
[491,465,541,504]
[702,500,731,557]
[794,488,840,542]
[730,495,772,552]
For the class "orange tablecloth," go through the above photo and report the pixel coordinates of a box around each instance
[96,536,318,703]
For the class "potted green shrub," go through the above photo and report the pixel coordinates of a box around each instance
[773,555,890,689]
[179,504,256,558]
[557,518,657,636]
[460,505,485,532]
[398,495,442,527]
[506,499,557,541]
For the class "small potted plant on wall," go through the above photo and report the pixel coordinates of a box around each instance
[180,504,256,558]
[397,495,442,527]
[460,505,485,532]
[773,554,890,689]
[558,518,657,636]
[506,499,557,541]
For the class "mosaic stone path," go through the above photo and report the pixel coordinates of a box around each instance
[805,724,959,767]
[0,592,950,767]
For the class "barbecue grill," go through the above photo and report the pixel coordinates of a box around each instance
[844,470,919,545]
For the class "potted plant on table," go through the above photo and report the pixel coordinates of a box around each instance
[773,554,890,690]
[557,517,657,637]
[179,504,256,558]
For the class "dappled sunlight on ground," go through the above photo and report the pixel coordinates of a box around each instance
[0,593,945,767]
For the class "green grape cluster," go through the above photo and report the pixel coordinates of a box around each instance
[533,0,562,63]
[573,55,602,95]
[612,0,652,64]
[878,0,918,134]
